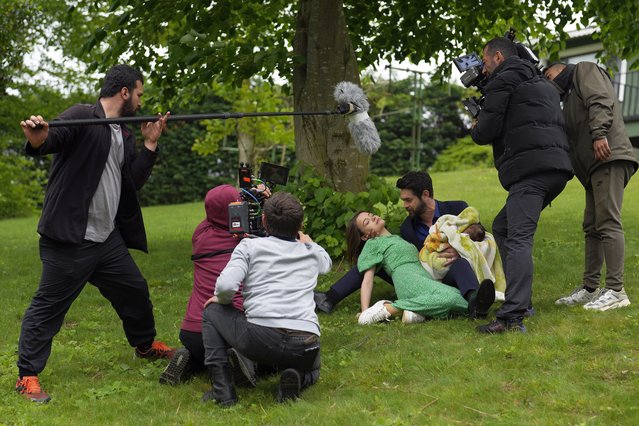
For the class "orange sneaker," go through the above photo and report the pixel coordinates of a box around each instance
[135,341,176,360]
[15,376,51,403]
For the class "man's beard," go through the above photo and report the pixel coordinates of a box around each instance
[408,200,426,218]
[119,97,137,117]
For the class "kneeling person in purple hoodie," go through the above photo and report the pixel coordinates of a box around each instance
[201,192,332,405]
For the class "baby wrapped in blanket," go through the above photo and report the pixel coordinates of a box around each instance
[419,206,506,300]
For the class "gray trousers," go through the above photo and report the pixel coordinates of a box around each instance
[493,171,571,320]
[202,303,320,389]
[583,160,634,291]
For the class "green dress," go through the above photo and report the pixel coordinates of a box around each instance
[358,235,468,318]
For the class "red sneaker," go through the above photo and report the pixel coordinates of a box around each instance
[135,341,176,360]
[15,376,51,403]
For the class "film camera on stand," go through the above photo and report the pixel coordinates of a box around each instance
[228,162,290,237]
[454,28,542,118]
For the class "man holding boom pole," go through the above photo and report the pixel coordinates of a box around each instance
[17,64,173,403]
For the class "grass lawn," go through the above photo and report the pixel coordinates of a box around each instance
[1,168,638,425]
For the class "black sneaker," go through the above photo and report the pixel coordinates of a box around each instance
[277,368,301,402]
[468,279,495,319]
[314,291,335,314]
[159,348,193,385]
[228,348,257,388]
[477,318,526,334]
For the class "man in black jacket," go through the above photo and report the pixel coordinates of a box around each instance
[314,171,493,319]
[17,65,174,403]
[471,37,573,333]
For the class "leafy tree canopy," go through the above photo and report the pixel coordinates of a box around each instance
[56,0,639,108]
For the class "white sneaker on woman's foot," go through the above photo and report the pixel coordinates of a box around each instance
[401,310,426,324]
[358,300,392,325]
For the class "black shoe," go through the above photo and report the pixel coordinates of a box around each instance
[277,368,301,403]
[203,366,238,407]
[228,348,257,388]
[159,348,194,385]
[467,279,495,319]
[524,306,536,317]
[477,318,527,334]
[314,291,335,314]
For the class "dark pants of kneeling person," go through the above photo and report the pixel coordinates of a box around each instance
[202,303,320,390]
[331,258,479,301]
[492,171,570,320]
[17,230,156,377]
[179,329,207,374]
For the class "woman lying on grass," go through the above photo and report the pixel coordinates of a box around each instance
[346,211,494,325]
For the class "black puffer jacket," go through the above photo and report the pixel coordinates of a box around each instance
[471,56,573,189]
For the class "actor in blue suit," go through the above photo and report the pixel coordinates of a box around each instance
[315,171,487,316]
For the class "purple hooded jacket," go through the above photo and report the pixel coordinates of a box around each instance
[181,185,244,333]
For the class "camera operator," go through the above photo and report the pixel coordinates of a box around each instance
[470,37,573,334]
[160,183,272,387]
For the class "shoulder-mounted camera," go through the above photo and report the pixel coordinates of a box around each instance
[454,28,541,118]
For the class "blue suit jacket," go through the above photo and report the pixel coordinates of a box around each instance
[399,200,469,250]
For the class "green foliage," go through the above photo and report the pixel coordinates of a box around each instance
[137,122,239,207]
[0,140,45,219]
[366,77,470,175]
[0,85,93,219]
[430,136,493,172]
[65,0,639,105]
[282,164,403,258]
[193,78,294,166]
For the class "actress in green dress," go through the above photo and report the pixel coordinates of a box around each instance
[346,211,470,324]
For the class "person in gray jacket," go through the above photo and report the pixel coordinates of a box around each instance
[201,192,332,406]
[545,62,638,311]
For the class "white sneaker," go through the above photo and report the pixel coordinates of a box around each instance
[555,287,601,306]
[583,288,631,311]
[358,300,392,325]
[402,310,426,324]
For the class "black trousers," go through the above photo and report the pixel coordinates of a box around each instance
[330,258,479,302]
[202,303,320,389]
[492,171,570,320]
[17,230,156,376]
[179,329,207,373]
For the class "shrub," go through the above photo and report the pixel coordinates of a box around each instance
[283,164,404,259]
[0,140,46,219]
[430,136,493,172]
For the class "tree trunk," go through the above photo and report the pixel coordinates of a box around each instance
[293,0,369,192]
[237,126,254,166]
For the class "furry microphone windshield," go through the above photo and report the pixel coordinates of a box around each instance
[333,81,381,155]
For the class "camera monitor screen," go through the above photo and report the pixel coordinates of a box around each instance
[453,53,483,72]
[259,162,289,186]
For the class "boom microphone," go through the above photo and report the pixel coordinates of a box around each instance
[41,110,344,128]
[333,81,381,155]
[27,83,382,156]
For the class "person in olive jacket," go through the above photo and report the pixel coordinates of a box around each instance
[471,37,573,334]
[17,65,174,403]
[545,62,638,311]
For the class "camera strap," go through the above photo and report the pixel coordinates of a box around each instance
[191,248,235,261]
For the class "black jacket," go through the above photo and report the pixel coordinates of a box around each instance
[25,101,158,252]
[399,200,469,250]
[471,56,573,189]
